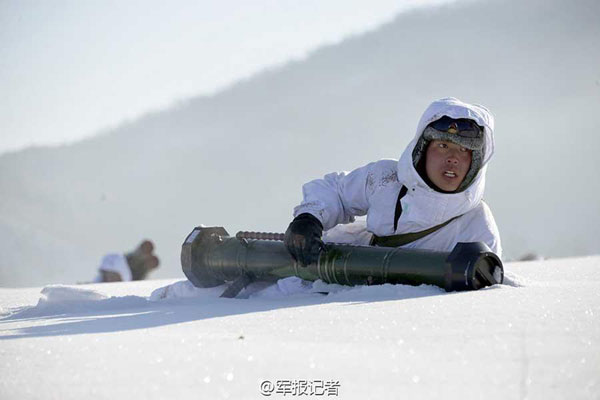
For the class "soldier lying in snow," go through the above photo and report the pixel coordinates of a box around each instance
[285,97,502,266]
[94,240,160,282]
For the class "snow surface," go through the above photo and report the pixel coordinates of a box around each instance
[1,256,599,399]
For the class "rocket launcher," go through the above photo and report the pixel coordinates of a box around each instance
[181,226,504,298]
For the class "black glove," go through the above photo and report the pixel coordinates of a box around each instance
[284,213,325,267]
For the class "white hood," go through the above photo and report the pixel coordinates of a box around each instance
[415,97,495,164]
[395,97,496,231]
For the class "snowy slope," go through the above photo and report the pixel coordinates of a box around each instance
[1,256,599,400]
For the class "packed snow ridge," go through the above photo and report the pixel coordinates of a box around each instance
[2,271,526,320]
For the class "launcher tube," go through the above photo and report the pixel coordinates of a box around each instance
[181,226,503,293]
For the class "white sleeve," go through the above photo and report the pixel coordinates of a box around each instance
[97,253,133,282]
[480,202,502,259]
[456,202,503,259]
[293,162,375,230]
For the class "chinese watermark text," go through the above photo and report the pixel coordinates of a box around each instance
[260,380,340,396]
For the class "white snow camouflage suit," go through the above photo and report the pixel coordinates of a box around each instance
[293,97,502,258]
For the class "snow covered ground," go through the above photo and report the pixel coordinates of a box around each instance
[1,256,599,399]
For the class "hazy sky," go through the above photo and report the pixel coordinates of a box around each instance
[0,0,456,153]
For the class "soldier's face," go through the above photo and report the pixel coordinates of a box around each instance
[425,140,472,192]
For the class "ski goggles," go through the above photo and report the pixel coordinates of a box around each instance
[428,116,483,138]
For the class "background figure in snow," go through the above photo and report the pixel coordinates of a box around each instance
[94,240,160,282]
[285,97,502,266]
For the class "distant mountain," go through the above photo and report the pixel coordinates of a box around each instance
[2,0,599,287]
